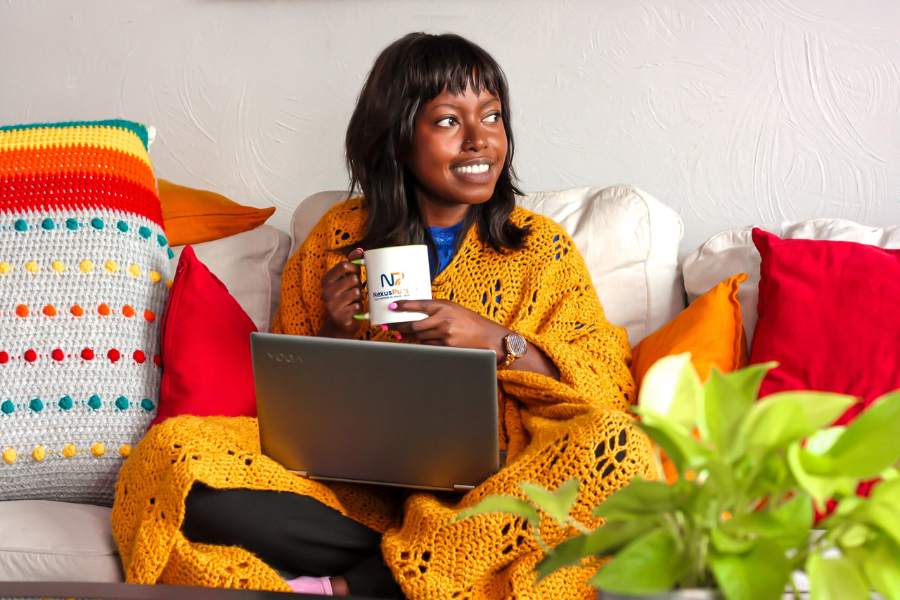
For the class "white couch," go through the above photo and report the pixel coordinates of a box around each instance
[4,184,895,584]
[0,184,684,582]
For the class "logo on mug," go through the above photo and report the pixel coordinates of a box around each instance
[379,272,404,287]
[374,271,410,299]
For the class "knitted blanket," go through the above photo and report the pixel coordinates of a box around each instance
[112,198,656,598]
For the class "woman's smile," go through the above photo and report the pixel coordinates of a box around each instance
[450,157,495,183]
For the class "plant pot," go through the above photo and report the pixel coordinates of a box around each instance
[599,590,722,600]
[598,590,812,599]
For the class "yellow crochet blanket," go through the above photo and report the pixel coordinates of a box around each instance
[112,198,655,599]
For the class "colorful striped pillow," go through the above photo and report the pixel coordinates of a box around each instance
[0,119,173,504]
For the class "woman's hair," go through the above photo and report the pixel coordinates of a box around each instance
[345,32,528,253]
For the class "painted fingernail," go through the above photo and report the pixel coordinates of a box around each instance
[350,259,364,265]
[380,324,389,331]
[389,302,398,310]
[352,313,368,321]
[393,332,403,341]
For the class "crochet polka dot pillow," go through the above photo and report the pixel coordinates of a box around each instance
[0,119,173,504]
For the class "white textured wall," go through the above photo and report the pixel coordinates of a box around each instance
[2,0,899,253]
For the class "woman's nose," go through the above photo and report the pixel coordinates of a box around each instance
[462,123,487,151]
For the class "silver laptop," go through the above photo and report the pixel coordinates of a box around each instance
[251,332,500,491]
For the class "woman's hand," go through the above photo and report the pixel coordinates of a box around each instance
[391,299,508,356]
[392,299,560,380]
[318,248,365,339]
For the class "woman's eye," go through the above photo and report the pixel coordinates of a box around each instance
[436,117,457,128]
[483,112,502,124]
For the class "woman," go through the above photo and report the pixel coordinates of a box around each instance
[112,33,655,599]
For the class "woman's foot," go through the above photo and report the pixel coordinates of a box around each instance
[284,575,350,596]
[285,575,333,595]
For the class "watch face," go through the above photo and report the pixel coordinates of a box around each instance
[507,333,527,357]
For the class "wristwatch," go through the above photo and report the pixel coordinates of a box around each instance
[499,332,527,369]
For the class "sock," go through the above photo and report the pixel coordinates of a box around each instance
[285,575,334,595]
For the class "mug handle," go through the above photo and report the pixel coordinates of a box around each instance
[350,257,368,320]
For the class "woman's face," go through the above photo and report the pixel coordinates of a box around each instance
[407,85,508,210]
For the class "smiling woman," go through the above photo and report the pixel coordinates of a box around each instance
[111,32,655,600]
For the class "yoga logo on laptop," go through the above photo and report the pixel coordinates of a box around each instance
[266,351,304,364]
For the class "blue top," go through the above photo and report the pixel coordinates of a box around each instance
[426,221,465,278]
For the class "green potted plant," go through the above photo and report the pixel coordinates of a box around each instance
[457,354,900,599]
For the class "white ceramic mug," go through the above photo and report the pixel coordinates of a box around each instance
[354,245,432,326]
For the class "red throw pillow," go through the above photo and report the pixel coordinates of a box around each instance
[154,245,257,424]
[749,228,900,423]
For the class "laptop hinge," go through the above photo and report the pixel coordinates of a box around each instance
[452,484,475,491]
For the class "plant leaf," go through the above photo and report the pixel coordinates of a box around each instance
[787,443,857,509]
[589,528,683,594]
[454,495,540,531]
[710,526,756,554]
[593,478,693,519]
[811,391,900,479]
[805,426,845,455]
[721,494,813,549]
[636,413,712,474]
[861,478,900,548]
[701,363,774,455]
[535,518,661,581]
[838,523,871,548]
[743,452,790,499]
[807,552,868,600]
[638,353,702,430]
[710,539,791,600]
[738,391,855,456]
[520,479,579,526]
[863,537,900,600]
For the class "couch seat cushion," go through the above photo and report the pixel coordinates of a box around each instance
[0,500,121,582]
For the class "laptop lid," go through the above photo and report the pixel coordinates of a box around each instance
[251,332,499,491]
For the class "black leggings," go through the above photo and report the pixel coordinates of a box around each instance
[182,484,404,598]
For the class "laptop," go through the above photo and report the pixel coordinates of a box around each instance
[251,332,500,491]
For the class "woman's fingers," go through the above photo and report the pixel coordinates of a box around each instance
[395,316,451,341]
[332,285,362,307]
[392,299,442,315]
[322,261,361,287]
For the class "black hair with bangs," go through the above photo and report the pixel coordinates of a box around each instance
[345,32,528,254]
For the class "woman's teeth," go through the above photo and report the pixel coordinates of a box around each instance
[454,164,490,175]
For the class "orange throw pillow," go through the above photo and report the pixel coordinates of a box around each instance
[158,178,276,246]
[632,273,748,483]
[632,272,748,389]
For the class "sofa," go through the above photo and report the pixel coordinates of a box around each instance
[2,183,897,584]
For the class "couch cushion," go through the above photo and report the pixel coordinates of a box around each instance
[159,179,276,247]
[682,219,900,345]
[290,186,684,344]
[750,228,900,419]
[155,246,257,423]
[632,272,748,389]
[171,225,290,333]
[0,119,173,504]
[0,500,121,582]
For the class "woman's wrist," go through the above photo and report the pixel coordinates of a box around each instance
[492,328,511,361]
